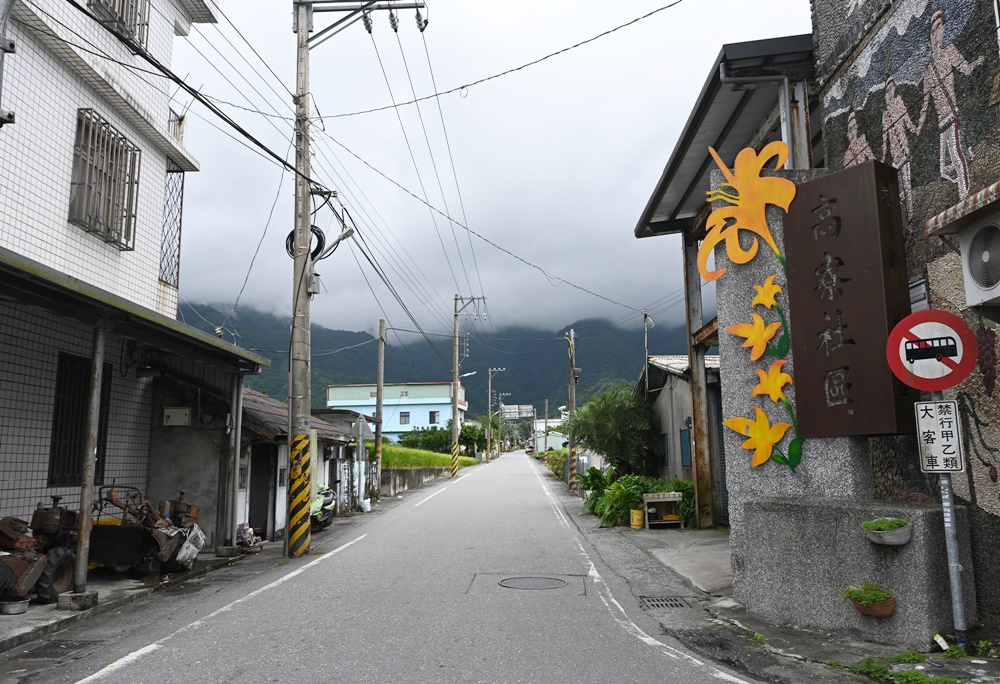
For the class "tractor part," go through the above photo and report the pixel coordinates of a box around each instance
[0,553,47,599]
[0,517,39,552]
[33,546,75,604]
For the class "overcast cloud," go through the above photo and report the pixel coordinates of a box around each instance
[172,0,812,340]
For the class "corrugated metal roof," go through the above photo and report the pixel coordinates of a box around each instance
[649,355,721,375]
[242,388,353,443]
[634,34,817,239]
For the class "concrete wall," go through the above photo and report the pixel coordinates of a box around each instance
[651,373,696,482]
[740,498,976,647]
[147,383,229,548]
[380,468,450,497]
[812,0,1000,625]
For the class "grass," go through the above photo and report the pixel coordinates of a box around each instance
[379,444,478,469]
[888,649,925,664]
[848,657,891,680]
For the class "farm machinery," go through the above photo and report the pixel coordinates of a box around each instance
[0,496,79,603]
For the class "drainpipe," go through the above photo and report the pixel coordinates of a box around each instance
[1,0,14,126]
[719,62,811,169]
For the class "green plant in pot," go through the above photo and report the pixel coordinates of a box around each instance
[861,517,911,546]
[842,582,896,617]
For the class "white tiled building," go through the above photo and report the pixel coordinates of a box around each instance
[0,0,268,560]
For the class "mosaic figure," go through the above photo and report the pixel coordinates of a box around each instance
[843,110,876,168]
[916,10,984,199]
[881,76,918,220]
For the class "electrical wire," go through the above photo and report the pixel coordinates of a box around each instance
[321,0,686,121]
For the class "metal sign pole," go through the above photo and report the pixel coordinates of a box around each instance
[931,389,967,649]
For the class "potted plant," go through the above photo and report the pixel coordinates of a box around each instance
[842,582,896,617]
[861,517,911,546]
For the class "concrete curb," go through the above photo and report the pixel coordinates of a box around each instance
[0,555,237,655]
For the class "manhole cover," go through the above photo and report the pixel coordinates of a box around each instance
[641,596,688,609]
[16,640,104,660]
[498,577,568,590]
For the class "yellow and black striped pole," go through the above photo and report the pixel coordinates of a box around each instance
[451,440,460,478]
[569,444,577,491]
[288,434,311,556]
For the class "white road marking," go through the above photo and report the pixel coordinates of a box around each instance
[534,467,753,684]
[73,534,367,683]
[414,487,448,507]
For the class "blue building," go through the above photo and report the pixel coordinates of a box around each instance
[326,382,467,443]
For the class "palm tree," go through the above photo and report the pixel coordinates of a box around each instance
[564,383,655,473]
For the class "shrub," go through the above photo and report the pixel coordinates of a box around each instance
[545,449,567,478]
[841,582,893,606]
[591,474,696,528]
[861,517,909,532]
[578,466,615,515]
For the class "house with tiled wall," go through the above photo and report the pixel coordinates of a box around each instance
[0,0,268,567]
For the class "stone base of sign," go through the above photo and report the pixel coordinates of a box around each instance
[733,497,978,647]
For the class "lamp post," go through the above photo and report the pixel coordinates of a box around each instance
[487,368,505,462]
[498,392,511,452]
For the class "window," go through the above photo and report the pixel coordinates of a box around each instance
[399,412,410,425]
[69,109,141,251]
[49,353,111,487]
[429,411,440,424]
[680,428,692,469]
[159,161,184,287]
[369,391,377,398]
[88,0,149,46]
[399,390,409,397]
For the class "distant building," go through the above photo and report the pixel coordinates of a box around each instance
[326,382,468,443]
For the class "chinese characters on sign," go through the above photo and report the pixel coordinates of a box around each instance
[914,400,965,473]
[785,161,917,437]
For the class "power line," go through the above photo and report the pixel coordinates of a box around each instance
[321,0,686,121]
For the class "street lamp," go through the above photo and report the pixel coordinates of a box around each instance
[498,392,511,451]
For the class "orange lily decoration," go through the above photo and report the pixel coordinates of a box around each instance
[697,141,798,281]
[724,407,792,467]
[751,275,782,310]
[753,360,792,403]
[727,314,782,361]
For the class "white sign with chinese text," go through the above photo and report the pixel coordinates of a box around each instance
[914,400,965,473]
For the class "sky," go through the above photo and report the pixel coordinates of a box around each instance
[172,0,813,341]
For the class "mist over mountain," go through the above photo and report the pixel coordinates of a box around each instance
[179,303,688,418]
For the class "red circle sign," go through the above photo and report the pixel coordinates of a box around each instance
[886,310,978,392]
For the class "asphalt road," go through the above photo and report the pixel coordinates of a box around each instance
[4,452,761,684]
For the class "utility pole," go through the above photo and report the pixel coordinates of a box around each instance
[544,399,549,453]
[288,0,423,557]
[451,295,484,477]
[565,329,579,490]
[487,367,504,463]
[643,310,655,395]
[374,318,385,495]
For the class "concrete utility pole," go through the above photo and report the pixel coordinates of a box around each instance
[374,318,385,493]
[565,329,579,490]
[451,295,484,477]
[487,367,504,463]
[288,0,423,557]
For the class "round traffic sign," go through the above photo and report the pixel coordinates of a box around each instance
[886,310,978,392]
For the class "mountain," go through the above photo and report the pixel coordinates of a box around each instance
[178,303,688,418]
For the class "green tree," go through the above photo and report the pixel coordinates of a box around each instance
[459,422,484,453]
[564,383,655,472]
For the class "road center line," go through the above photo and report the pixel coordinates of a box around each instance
[74,534,367,683]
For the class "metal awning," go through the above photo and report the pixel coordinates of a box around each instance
[634,34,818,239]
[243,388,353,443]
[0,246,268,374]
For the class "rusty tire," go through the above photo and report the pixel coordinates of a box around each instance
[34,547,75,604]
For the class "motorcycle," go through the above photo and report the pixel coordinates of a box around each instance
[309,483,336,532]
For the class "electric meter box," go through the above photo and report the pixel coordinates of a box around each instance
[163,407,191,426]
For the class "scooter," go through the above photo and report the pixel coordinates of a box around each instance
[309,484,336,532]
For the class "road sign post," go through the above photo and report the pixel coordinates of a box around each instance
[887,311,977,649]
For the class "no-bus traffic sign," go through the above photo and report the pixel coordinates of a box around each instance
[886,310,978,392]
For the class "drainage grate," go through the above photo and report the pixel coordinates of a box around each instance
[499,577,568,590]
[16,640,104,660]
[641,596,688,610]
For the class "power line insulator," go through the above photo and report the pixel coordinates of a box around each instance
[362,10,373,33]
[388,9,398,32]
[415,10,428,32]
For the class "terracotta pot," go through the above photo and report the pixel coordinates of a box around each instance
[852,596,896,617]
[865,526,912,546]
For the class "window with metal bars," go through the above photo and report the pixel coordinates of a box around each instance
[88,0,148,46]
[49,353,111,487]
[69,109,141,251]
[160,162,184,286]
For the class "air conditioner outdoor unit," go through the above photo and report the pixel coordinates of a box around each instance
[960,211,1000,307]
